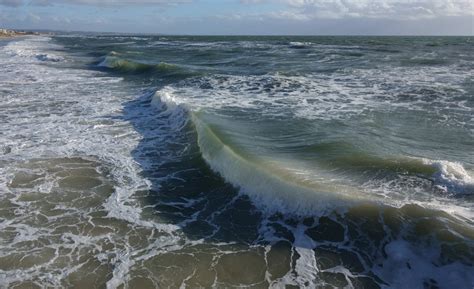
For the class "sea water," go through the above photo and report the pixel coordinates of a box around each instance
[0,35,473,288]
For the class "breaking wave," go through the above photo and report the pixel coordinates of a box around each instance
[152,87,474,217]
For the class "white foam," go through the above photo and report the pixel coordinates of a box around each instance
[149,65,470,131]
[0,36,186,288]
[375,239,474,289]
[3,36,65,62]
[289,41,312,48]
[423,159,474,194]
[292,223,320,286]
[152,87,182,110]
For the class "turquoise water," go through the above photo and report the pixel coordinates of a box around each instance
[0,35,473,288]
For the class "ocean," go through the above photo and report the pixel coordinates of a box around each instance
[0,34,473,288]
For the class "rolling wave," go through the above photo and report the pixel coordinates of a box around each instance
[191,111,365,213]
[153,88,474,216]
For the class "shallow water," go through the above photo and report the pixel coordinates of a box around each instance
[0,35,473,288]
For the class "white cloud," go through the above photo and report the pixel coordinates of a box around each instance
[244,0,474,20]
[27,12,41,21]
[281,0,474,19]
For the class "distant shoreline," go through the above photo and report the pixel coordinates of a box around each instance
[0,29,40,38]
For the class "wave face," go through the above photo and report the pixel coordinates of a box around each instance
[96,52,198,80]
[98,54,178,74]
[1,35,473,288]
[191,110,362,213]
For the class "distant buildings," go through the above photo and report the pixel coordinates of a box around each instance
[0,29,38,37]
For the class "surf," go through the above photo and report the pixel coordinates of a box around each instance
[2,34,473,289]
[152,88,474,217]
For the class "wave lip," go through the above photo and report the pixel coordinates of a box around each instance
[422,159,474,194]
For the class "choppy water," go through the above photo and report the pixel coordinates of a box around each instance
[0,34,473,288]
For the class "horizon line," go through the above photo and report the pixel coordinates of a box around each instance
[4,27,474,37]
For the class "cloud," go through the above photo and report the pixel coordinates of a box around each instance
[1,0,471,35]
[0,0,191,7]
[27,12,41,21]
[0,0,23,7]
[243,0,474,20]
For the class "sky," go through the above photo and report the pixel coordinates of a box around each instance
[0,0,473,35]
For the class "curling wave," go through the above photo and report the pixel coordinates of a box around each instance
[191,111,368,213]
[152,87,474,216]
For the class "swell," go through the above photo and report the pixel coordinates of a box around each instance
[97,53,196,78]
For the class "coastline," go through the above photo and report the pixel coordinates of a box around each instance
[0,28,39,38]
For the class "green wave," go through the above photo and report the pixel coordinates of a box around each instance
[191,111,366,213]
[191,113,470,212]
[297,141,437,176]
[98,54,190,77]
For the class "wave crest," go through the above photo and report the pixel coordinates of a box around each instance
[97,54,190,78]
[422,159,474,194]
